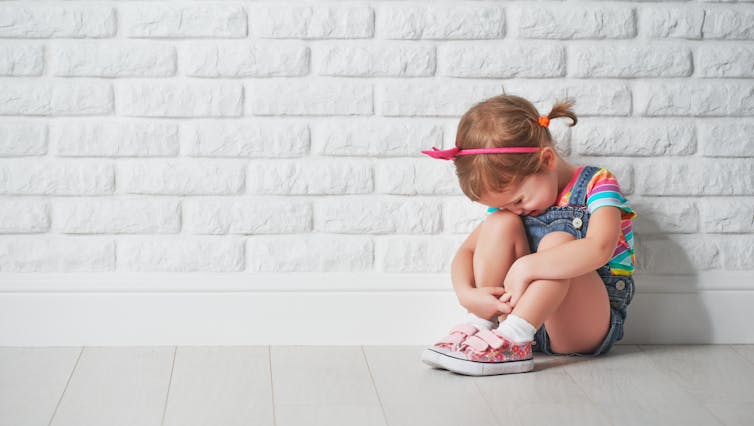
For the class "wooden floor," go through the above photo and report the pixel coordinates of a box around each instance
[2,345,754,426]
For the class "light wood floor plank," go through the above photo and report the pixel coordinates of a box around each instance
[729,344,754,365]
[639,344,754,404]
[49,347,174,426]
[364,346,499,426]
[271,346,386,426]
[0,347,81,426]
[563,345,722,425]
[162,346,273,426]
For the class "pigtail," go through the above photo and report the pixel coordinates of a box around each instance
[545,98,578,127]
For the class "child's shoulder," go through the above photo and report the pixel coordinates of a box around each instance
[585,166,626,195]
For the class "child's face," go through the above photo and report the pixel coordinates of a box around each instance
[478,168,559,217]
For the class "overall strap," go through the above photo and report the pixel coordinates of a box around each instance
[567,165,602,207]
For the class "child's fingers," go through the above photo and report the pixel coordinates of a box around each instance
[497,302,512,314]
[485,287,506,296]
[499,293,512,303]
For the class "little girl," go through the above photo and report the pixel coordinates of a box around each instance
[420,94,636,376]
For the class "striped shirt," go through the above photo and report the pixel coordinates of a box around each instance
[488,166,637,276]
[562,167,636,276]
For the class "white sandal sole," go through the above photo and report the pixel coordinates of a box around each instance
[421,347,534,376]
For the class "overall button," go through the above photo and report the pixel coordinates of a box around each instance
[572,217,583,229]
[615,280,625,291]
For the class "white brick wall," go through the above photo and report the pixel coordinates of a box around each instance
[0,0,753,277]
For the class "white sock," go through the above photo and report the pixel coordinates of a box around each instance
[496,314,537,343]
[465,312,497,330]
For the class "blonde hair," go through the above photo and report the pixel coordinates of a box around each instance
[454,94,577,202]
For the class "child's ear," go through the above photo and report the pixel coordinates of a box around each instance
[541,147,557,170]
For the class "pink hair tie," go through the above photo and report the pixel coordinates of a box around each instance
[421,146,542,161]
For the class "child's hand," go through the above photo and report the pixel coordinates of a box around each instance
[458,287,512,321]
[498,292,513,322]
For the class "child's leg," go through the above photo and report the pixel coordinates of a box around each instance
[511,231,611,354]
[472,211,531,321]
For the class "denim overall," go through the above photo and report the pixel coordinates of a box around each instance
[522,165,635,356]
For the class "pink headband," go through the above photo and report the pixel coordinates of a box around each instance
[421,146,542,160]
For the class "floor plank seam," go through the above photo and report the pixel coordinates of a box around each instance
[360,346,390,426]
[47,346,84,426]
[160,346,177,426]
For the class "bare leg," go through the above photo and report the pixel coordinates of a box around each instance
[472,211,531,322]
[511,232,611,354]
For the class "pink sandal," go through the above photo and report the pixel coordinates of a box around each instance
[421,323,487,369]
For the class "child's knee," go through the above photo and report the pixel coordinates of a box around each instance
[482,210,525,235]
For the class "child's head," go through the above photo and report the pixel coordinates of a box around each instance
[454,94,578,209]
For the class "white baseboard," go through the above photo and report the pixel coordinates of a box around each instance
[1,272,753,345]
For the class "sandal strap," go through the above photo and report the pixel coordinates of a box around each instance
[436,333,466,346]
[435,323,481,345]
[450,323,480,336]
[475,329,506,350]
[463,335,489,352]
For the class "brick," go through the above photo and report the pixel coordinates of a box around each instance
[700,198,754,233]
[183,121,308,158]
[634,235,720,273]
[314,197,441,234]
[516,5,635,39]
[443,197,488,234]
[250,6,373,39]
[502,81,632,116]
[0,160,113,195]
[182,42,308,77]
[636,158,754,195]
[0,45,44,76]
[246,236,373,271]
[635,81,754,116]
[318,45,435,77]
[184,198,312,234]
[381,81,501,117]
[0,4,115,38]
[703,7,754,39]
[53,42,176,77]
[118,237,244,271]
[631,197,699,234]
[247,81,372,116]
[0,199,50,233]
[375,159,460,195]
[439,43,564,78]
[52,120,179,157]
[118,160,244,195]
[122,4,246,38]
[312,119,442,156]
[698,121,754,157]
[377,236,461,272]
[54,198,180,234]
[380,4,504,39]
[574,120,696,156]
[570,44,691,77]
[697,45,754,77]
[116,81,242,117]
[0,237,114,272]
[0,81,113,116]
[641,6,704,39]
[247,159,373,195]
[720,236,754,270]
[0,122,47,156]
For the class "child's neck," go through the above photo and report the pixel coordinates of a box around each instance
[554,157,579,195]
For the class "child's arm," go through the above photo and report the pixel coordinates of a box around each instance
[521,206,623,281]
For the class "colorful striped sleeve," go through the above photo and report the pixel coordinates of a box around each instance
[585,168,637,220]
